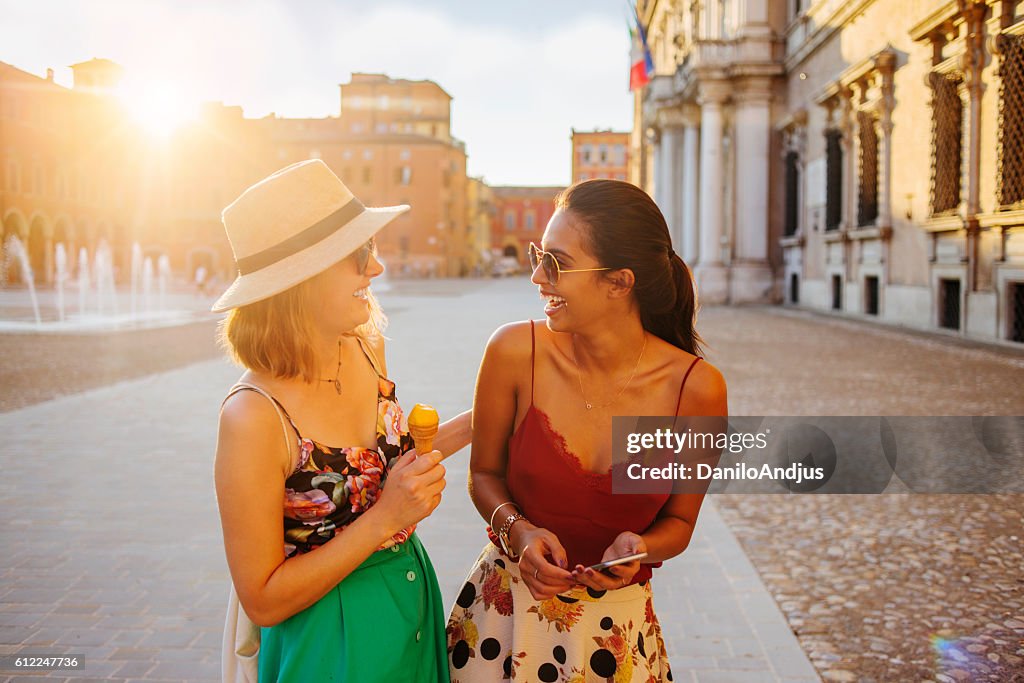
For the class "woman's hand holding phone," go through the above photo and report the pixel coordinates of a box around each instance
[571,531,647,591]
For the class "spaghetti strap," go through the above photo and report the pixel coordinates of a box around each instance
[529,320,536,406]
[355,336,384,377]
[222,382,301,472]
[674,357,703,415]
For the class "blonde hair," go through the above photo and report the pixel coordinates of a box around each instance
[218,273,388,383]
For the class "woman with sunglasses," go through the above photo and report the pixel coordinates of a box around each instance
[447,179,727,681]
[213,160,470,682]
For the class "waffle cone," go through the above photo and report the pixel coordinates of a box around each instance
[408,403,439,454]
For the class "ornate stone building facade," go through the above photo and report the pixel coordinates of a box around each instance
[634,0,1024,345]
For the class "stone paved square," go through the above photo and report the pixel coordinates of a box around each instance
[1,276,1022,681]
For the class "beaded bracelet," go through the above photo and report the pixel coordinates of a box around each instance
[497,511,526,560]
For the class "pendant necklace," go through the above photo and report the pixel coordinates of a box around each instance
[319,340,343,395]
[571,333,647,410]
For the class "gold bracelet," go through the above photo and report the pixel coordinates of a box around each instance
[498,512,526,560]
[489,501,518,530]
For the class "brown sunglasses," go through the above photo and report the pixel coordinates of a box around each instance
[528,242,610,284]
[353,237,378,274]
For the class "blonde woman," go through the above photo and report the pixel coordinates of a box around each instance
[213,160,469,681]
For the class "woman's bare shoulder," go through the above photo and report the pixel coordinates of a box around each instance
[647,338,727,413]
[485,320,538,359]
[680,357,727,416]
[219,381,287,434]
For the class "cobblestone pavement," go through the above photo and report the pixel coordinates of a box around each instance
[702,306,1024,683]
[0,288,223,413]
[0,277,1022,681]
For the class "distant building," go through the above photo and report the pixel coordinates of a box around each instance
[0,63,472,287]
[490,186,564,269]
[571,129,630,184]
[466,177,495,276]
[261,74,469,278]
[634,0,1024,345]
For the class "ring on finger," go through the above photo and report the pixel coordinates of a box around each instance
[534,567,540,580]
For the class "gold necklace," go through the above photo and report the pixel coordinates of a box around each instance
[570,333,647,410]
[319,340,342,395]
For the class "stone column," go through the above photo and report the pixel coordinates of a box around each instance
[876,51,896,229]
[681,103,701,265]
[656,109,685,253]
[731,77,774,303]
[649,126,663,209]
[695,81,730,304]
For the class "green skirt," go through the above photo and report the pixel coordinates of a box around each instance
[258,533,449,682]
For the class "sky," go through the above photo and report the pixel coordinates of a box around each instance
[0,0,637,186]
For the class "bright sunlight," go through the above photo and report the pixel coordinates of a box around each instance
[117,79,196,138]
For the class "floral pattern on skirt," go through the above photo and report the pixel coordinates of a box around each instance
[447,543,674,682]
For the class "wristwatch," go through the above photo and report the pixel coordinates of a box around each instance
[498,512,526,560]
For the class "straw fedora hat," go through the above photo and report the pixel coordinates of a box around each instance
[211,159,408,312]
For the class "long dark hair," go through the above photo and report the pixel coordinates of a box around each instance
[555,179,703,356]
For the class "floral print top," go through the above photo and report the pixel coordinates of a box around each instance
[277,363,416,557]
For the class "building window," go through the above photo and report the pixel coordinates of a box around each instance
[825,130,843,231]
[7,160,20,193]
[831,275,842,310]
[929,71,963,216]
[997,33,1024,209]
[524,212,535,231]
[375,123,387,134]
[581,145,591,164]
[857,112,879,227]
[1009,282,1024,343]
[505,210,516,231]
[864,276,879,315]
[309,148,321,159]
[362,149,373,160]
[939,278,961,330]
[362,166,372,184]
[351,123,363,134]
[31,165,44,196]
[784,150,800,236]
[342,150,352,160]
[396,166,412,185]
[614,144,626,165]
[400,149,411,160]
[599,144,608,163]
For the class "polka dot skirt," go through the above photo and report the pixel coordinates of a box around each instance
[447,543,674,682]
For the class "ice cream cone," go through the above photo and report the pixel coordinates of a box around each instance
[408,403,439,454]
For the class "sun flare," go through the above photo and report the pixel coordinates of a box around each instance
[117,80,196,138]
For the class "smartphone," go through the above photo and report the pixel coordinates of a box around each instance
[584,552,648,573]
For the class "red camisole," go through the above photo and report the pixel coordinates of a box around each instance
[504,321,702,585]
